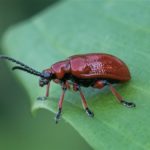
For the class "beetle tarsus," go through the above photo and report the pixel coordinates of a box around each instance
[55,108,62,124]
[37,96,48,101]
[121,100,136,108]
[85,107,94,117]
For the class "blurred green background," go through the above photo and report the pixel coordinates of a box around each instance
[0,0,92,150]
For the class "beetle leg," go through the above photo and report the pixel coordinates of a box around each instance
[73,83,80,91]
[93,80,106,89]
[65,81,71,90]
[109,84,136,108]
[78,87,94,117]
[45,82,50,97]
[37,82,50,101]
[55,84,67,124]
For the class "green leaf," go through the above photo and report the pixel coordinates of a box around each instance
[2,0,150,149]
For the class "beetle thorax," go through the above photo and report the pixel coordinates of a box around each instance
[51,59,70,79]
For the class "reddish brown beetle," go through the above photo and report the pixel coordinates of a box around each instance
[0,53,135,123]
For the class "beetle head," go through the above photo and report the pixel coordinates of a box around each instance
[39,71,52,87]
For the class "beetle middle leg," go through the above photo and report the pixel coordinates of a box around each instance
[73,83,94,117]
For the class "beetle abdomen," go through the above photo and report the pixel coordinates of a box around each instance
[69,53,131,82]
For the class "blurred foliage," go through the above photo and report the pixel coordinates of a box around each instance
[0,0,91,150]
[0,0,61,34]
[2,0,150,149]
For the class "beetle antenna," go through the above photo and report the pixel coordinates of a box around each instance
[12,66,44,77]
[0,55,43,77]
[0,56,31,69]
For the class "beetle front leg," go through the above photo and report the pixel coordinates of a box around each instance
[55,84,66,124]
[45,82,50,97]
[109,84,136,108]
[37,82,50,101]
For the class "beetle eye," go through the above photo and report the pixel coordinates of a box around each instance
[41,71,51,79]
[44,72,50,78]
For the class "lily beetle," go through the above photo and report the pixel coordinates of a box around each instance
[0,53,136,123]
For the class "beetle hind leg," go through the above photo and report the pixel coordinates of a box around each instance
[109,84,136,108]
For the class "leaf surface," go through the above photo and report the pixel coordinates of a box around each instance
[2,0,150,149]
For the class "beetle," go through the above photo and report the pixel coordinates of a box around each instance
[0,53,135,123]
